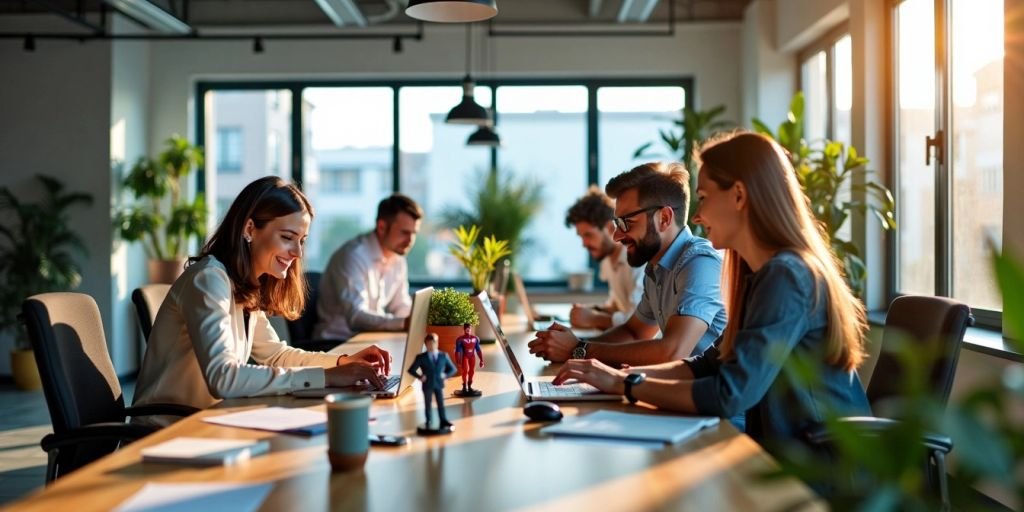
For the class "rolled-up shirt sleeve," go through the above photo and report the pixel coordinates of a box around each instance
[183,267,328,398]
[674,251,724,327]
[689,264,812,418]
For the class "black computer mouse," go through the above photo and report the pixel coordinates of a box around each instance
[523,401,563,422]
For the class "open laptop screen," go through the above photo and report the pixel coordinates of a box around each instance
[473,291,525,383]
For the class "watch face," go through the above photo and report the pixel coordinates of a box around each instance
[625,373,645,385]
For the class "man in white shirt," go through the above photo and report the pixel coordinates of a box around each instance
[314,194,422,340]
[564,186,644,330]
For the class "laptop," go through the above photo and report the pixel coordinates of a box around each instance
[292,286,433,399]
[512,273,572,331]
[475,292,621,402]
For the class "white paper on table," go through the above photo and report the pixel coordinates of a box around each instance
[202,407,327,433]
[113,482,273,512]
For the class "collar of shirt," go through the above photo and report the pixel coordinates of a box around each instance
[608,244,629,270]
[645,226,694,281]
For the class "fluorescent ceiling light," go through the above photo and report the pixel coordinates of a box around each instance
[313,0,368,27]
[103,0,191,34]
[617,0,659,23]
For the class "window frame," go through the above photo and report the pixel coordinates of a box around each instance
[195,77,694,287]
[797,22,851,142]
[889,0,1003,328]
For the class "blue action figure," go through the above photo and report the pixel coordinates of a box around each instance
[407,332,457,435]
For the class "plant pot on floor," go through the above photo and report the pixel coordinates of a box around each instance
[10,349,41,391]
[148,258,186,284]
[427,325,466,377]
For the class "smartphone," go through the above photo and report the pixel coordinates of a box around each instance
[369,434,408,446]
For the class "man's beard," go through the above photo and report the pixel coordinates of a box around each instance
[626,222,660,267]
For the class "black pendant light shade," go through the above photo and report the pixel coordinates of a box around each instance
[446,75,489,125]
[406,0,497,23]
[467,123,501,147]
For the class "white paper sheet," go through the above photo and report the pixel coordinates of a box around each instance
[202,407,327,434]
[114,482,273,512]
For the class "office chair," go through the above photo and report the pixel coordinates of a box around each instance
[22,292,199,483]
[131,283,171,343]
[285,271,338,352]
[806,295,973,509]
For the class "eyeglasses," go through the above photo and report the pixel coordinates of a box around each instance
[612,205,671,233]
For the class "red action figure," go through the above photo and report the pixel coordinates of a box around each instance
[454,323,484,397]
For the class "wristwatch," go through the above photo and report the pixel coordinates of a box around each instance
[623,372,647,404]
[571,341,589,359]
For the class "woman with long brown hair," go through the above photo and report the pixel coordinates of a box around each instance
[134,177,391,423]
[554,131,870,449]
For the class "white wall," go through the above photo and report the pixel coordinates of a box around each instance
[109,19,151,374]
[0,17,114,374]
[741,0,796,126]
[147,22,743,150]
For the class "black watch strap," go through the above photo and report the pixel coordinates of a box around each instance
[624,373,647,404]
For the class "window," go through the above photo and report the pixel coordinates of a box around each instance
[197,79,692,285]
[893,0,1004,316]
[216,127,243,173]
[799,29,853,241]
[204,90,292,225]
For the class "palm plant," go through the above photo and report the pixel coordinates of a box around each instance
[442,168,542,265]
[0,175,93,349]
[752,92,896,298]
[113,135,207,261]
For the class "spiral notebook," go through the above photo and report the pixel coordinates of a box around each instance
[540,410,719,445]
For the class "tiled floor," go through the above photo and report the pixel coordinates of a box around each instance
[0,380,134,505]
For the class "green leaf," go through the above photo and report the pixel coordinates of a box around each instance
[751,119,774,137]
[993,245,1024,345]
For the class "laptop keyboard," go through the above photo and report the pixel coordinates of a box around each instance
[381,375,400,391]
[533,381,599,397]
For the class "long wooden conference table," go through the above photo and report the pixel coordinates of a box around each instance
[7,317,823,511]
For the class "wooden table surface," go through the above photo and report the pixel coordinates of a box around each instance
[7,317,823,512]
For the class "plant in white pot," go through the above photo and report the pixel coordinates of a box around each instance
[0,175,93,390]
[113,135,207,283]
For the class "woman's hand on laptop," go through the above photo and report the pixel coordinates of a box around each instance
[553,359,625,394]
[528,324,578,362]
[338,345,392,375]
[325,361,386,389]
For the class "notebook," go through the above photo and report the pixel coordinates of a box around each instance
[540,410,720,444]
[292,287,433,399]
[141,437,270,466]
[475,292,621,402]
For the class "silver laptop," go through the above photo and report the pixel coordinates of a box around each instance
[512,273,572,331]
[475,291,621,402]
[292,287,433,399]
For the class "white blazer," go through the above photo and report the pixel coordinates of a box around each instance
[133,256,339,422]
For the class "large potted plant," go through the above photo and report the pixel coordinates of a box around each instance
[113,135,207,284]
[752,92,897,298]
[0,175,93,390]
[448,224,512,295]
[426,287,480,376]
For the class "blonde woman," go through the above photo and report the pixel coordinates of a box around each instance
[554,132,870,449]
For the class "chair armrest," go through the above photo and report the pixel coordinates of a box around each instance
[125,403,201,418]
[805,416,953,454]
[40,422,157,453]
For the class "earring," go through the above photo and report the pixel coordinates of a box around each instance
[245,236,252,244]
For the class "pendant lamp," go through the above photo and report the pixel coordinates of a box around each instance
[446,24,489,125]
[467,121,501,147]
[406,0,497,23]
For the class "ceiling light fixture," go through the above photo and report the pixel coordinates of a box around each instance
[467,121,501,147]
[102,0,191,34]
[446,24,489,125]
[406,0,497,23]
[313,0,368,27]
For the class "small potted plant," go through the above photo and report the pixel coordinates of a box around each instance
[426,287,479,376]
[0,175,93,390]
[113,134,207,284]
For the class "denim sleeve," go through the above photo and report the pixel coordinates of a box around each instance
[674,251,724,327]
[684,340,723,378]
[690,262,813,418]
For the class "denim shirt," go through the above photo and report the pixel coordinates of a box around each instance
[634,227,728,356]
[686,251,871,450]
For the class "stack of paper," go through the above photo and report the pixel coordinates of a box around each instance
[202,407,327,435]
[141,437,270,466]
[540,410,720,445]
[114,482,272,512]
